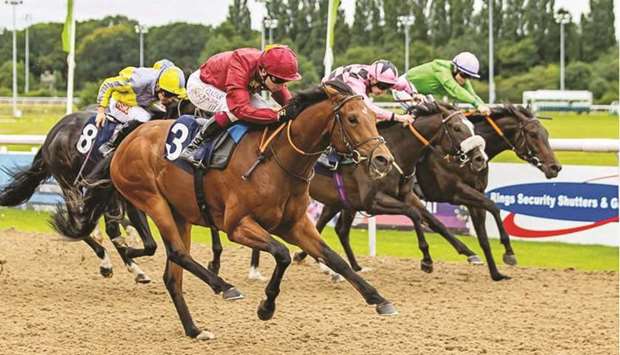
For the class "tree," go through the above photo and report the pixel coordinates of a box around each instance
[75,24,139,87]
[580,0,617,61]
[145,23,211,73]
[227,0,252,38]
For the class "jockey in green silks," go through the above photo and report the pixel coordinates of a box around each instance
[394,52,491,116]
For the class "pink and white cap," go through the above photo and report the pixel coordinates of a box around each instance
[369,60,399,85]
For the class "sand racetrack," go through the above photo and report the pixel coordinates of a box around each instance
[0,229,617,354]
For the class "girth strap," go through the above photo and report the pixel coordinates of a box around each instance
[193,166,217,230]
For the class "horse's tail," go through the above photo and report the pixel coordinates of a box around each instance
[51,156,115,240]
[0,149,50,206]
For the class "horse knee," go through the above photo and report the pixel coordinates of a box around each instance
[144,240,157,256]
[271,243,291,267]
[105,222,121,238]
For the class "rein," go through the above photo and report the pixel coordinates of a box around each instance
[242,93,385,182]
[469,111,543,168]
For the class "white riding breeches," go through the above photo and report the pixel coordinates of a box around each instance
[107,98,152,123]
[187,69,274,122]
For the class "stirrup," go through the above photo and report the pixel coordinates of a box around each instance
[99,143,114,157]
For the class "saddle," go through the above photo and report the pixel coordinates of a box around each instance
[164,115,250,174]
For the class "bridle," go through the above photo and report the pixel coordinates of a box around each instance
[481,113,544,169]
[266,91,387,182]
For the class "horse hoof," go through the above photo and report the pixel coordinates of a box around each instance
[420,261,434,273]
[376,302,398,316]
[222,287,244,301]
[293,252,306,263]
[207,261,220,275]
[492,273,512,281]
[467,255,484,265]
[257,299,275,321]
[100,267,113,278]
[503,253,518,266]
[135,273,151,284]
[195,330,216,341]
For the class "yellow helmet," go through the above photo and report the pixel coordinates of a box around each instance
[158,66,187,99]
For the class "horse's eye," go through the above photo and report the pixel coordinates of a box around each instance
[348,115,359,124]
[529,132,537,138]
[453,126,462,132]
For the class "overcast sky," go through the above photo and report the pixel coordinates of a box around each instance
[0,0,618,39]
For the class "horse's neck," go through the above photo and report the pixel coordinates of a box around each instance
[380,116,440,173]
[477,115,519,160]
[272,102,331,176]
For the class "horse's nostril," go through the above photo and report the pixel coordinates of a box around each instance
[550,164,562,172]
[475,155,484,162]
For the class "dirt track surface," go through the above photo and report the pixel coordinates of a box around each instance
[0,229,618,355]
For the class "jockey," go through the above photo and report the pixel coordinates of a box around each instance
[96,60,187,156]
[324,60,415,125]
[397,52,491,115]
[179,44,302,166]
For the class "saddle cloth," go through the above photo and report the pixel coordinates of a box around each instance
[75,114,119,175]
[164,114,250,174]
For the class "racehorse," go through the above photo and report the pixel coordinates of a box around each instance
[52,81,397,340]
[296,104,561,281]
[0,99,195,282]
[241,101,489,279]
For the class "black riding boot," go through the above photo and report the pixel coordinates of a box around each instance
[179,118,223,167]
[99,120,142,157]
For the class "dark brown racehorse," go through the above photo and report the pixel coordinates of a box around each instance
[0,99,196,282]
[244,102,489,279]
[297,104,561,281]
[53,81,397,340]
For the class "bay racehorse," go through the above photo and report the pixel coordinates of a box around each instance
[296,104,561,281]
[243,101,489,279]
[52,81,397,340]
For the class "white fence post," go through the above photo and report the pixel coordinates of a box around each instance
[368,216,376,257]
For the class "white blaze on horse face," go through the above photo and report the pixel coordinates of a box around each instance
[463,118,475,135]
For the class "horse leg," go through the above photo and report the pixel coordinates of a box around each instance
[334,209,365,272]
[405,192,482,265]
[145,200,242,338]
[103,213,150,284]
[83,236,113,278]
[293,204,340,263]
[123,203,158,260]
[228,216,291,321]
[248,248,267,281]
[281,215,397,316]
[487,204,517,265]
[367,191,434,273]
[468,206,510,281]
[207,228,223,274]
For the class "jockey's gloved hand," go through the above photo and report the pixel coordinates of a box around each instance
[478,104,491,116]
[95,108,106,128]
[277,107,292,123]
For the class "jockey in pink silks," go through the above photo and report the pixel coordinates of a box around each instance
[323,60,416,125]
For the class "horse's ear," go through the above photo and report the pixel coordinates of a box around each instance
[322,84,343,101]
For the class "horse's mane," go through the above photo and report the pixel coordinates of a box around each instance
[285,80,355,119]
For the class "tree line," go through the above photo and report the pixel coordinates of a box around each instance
[0,0,617,104]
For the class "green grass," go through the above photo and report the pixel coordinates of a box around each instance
[1,207,616,271]
[1,106,617,165]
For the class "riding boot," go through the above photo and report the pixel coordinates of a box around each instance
[179,118,223,167]
[99,120,142,157]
